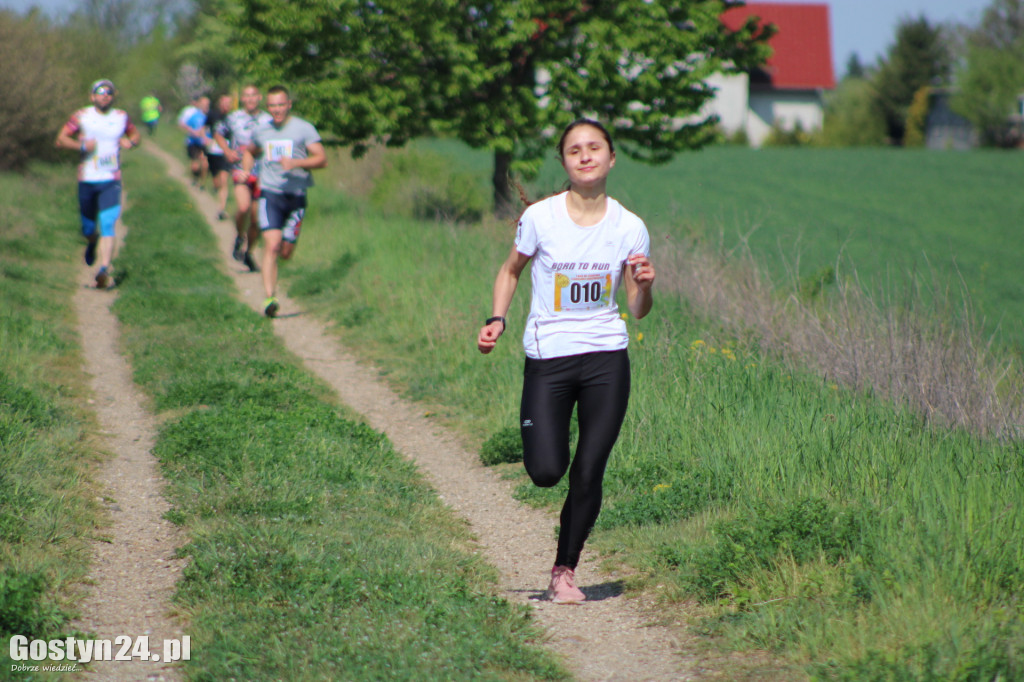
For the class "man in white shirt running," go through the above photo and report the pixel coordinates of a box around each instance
[55,79,141,289]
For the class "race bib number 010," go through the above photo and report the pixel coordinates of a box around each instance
[554,272,612,312]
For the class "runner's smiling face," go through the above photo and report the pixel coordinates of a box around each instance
[560,124,615,189]
[267,92,291,126]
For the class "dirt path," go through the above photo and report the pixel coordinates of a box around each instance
[144,141,704,681]
[72,222,187,681]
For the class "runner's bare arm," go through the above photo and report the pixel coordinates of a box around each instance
[213,131,239,163]
[241,145,257,174]
[279,141,327,172]
[120,127,142,149]
[478,247,531,354]
[55,125,91,152]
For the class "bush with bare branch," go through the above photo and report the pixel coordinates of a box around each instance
[0,11,82,171]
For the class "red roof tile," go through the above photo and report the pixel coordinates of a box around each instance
[722,2,835,90]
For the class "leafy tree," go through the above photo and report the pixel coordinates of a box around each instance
[224,0,773,213]
[903,85,930,147]
[844,52,865,80]
[116,21,185,118]
[872,16,951,145]
[175,0,243,95]
[952,0,1024,146]
[819,76,886,147]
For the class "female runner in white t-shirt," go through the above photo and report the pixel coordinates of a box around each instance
[477,119,656,604]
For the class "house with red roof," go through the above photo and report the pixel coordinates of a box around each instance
[709,2,835,146]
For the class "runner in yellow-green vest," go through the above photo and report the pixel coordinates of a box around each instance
[140,93,162,135]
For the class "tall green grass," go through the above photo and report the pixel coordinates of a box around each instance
[0,165,104,675]
[112,152,564,680]
[283,143,1024,679]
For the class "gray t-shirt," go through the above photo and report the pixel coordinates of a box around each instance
[252,115,321,194]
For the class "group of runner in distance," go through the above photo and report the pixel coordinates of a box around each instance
[58,81,325,318]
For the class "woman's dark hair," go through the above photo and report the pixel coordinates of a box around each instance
[557,119,614,159]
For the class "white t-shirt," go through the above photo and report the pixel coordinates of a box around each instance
[224,109,273,150]
[176,105,198,127]
[515,192,650,359]
[61,107,135,183]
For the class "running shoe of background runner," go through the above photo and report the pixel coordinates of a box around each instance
[95,266,110,289]
[84,236,98,266]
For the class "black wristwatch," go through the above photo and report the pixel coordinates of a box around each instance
[486,316,506,330]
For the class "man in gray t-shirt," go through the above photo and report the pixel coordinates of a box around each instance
[243,85,327,318]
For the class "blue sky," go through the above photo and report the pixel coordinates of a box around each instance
[0,0,997,77]
[827,0,991,69]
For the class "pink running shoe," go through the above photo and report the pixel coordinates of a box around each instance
[546,565,585,604]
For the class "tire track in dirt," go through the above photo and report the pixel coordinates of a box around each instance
[145,140,705,681]
[72,219,187,682]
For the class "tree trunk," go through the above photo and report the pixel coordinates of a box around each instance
[492,150,515,218]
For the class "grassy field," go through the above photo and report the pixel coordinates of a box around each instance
[280,140,1024,679]
[421,139,1024,355]
[6,131,1022,680]
[0,165,104,676]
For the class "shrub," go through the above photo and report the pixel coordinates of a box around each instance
[763,120,811,147]
[0,569,66,638]
[798,265,836,301]
[903,85,930,148]
[0,12,83,171]
[370,149,489,223]
[661,497,876,603]
[820,77,887,147]
[479,427,522,466]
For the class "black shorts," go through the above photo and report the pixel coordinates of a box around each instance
[206,153,230,174]
[186,143,205,160]
[258,190,306,243]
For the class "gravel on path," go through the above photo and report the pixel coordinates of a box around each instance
[71,223,187,681]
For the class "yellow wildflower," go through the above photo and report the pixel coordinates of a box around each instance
[653,483,670,493]
[637,332,644,342]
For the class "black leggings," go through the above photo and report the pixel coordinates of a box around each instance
[520,349,630,569]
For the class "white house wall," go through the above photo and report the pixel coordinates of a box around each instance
[747,90,824,146]
[702,72,750,132]
[702,74,825,147]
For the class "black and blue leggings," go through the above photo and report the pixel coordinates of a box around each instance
[78,180,121,239]
[520,349,630,569]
